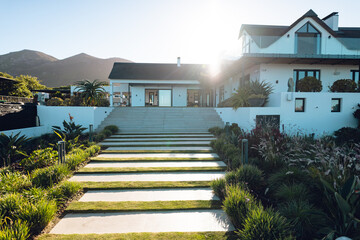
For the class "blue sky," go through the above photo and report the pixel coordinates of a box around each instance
[1,0,359,63]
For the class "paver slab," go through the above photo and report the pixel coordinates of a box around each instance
[95,153,219,159]
[103,138,215,142]
[79,188,218,202]
[69,172,225,182]
[109,134,214,138]
[99,141,211,146]
[84,161,226,168]
[105,146,213,151]
[50,210,234,234]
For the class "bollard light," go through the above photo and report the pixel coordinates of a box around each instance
[241,139,248,165]
[57,141,66,164]
[89,124,93,142]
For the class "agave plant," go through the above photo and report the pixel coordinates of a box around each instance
[0,133,30,167]
[52,114,87,141]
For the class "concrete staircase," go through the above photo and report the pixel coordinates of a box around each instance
[96,107,224,133]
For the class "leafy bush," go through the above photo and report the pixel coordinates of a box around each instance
[0,133,30,167]
[104,125,119,134]
[18,198,57,235]
[278,200,327,240]
[46,97,63,106]
[274,183,310,202]
[93,133,106,142]
[102,129,112,137]
[208,126,224,136]
[210,178,226,201]
[236,165,264,196]
[222,185,258,229]
[23,188,48,203]
[0,220,30,240]
[0,172,31,194]
[49,181,81,204]
[334,127,360,145]
[353,104,360,128]
[96,98,110,107]
[31,164,69,188]
[229,123,241,136]
[225,171,238,186]
[65,149,85,171]
[0,193,27,221]
[237,207,294,240]
[330,79,357,92]
[297,76,322,92]
[52,115,87,141]
[21,147,58,172]
[268,168,311,192]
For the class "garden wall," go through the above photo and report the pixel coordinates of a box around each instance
[0,126,48,137]
[216,92,359,136]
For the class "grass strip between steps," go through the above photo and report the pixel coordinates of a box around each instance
[101,150,213,153]
[77,166,226,173]
[81,181,212,190]
[39,231,237,240]
[91,157,219,161]
[65,200,221,213]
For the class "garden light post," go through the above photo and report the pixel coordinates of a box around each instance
[225,122,230,137]
[57,141,66,164]
[241,139,248,165]
[89,124,93,142]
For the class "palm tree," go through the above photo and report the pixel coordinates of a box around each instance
[74,79,107,106]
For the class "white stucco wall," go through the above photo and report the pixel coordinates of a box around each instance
[0,126,48,138]
[216,92,359,136]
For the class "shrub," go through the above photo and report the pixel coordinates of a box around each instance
[84,144,100,156]
[0,172,32,194]
[236,165,264,196]
[102,129,112,137]
[21,147,58,172]
[237,207,294,240]
[297,76,322,92]
[278,200,327,240]
[96,98,110,107]
[225,171,238,186]
[31,164,69,188]
[93,133,106,142]
[334,127,360,145]
[330,79,357,92]
[23,188,48,203]
[104,125,119,134]
[0,133,30,167]
[222,185,258,229]
[0,193,26,221]
[46,97,63,106]
[208,126,224,136]
[0,220,30,240]
[268,168,311,192]
[210,178,226,201]
[353,104,360,128]
[65,149,85,170]
[18,198,57,235]
[49,181,81,204]
[229,123,241,136]
[274,183,310,202]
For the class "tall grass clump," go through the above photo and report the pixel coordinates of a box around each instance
[210,178,226,201]
[21,147,58,173]
[31,164,69,188]
[0,220,30,240]
[49,181,81,204]
[0,172,31,194]
[274,183,311,202]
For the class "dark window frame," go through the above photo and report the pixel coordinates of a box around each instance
[331,98,341,112]
[295,98,305,112]
[295,22,321,55]
[293,69,321,92]
[351,70,359,84]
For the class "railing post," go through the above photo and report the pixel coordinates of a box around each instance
[241,139,248,165]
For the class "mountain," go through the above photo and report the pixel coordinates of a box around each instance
[0,50,131,87]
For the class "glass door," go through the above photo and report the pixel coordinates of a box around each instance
[159,90,172,107]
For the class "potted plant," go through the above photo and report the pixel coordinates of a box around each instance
[248,94,266,107]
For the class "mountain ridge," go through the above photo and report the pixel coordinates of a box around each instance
[0,50,132,87]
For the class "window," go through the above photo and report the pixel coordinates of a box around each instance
[219,86,225,102]
[242,35,250,53]
[293,69,320,91]
[331,98,341,112]
[351,70,359,85]
[295,98,305,112]
[295,22,321,55]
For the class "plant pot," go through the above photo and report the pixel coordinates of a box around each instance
[248,98,265,107]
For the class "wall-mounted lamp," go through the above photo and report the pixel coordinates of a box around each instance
[287,34,290,38]
[328,36,332,39]
[276,80,279,84]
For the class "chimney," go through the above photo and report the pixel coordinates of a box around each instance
[177,57,181,67]
[323,12,339,31]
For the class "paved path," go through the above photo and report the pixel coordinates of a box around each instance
[50,132,233,235]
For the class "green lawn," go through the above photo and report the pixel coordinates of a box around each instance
[77,166,226,173]
[81,181,212,190]
[66,200,221,213]
[39,232,237,240]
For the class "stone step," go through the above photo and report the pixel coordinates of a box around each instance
[99,141,211,146]
[69,172,225,182]
[109,134,214,138]
[85,161,226,168]
[93,153,219,160]
[103,146,213,152]
[50,210,234,234]
[79,188,218,202]
[102,138,215,142]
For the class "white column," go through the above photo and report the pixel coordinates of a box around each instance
[109,81,113,106]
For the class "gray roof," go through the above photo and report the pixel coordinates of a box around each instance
[109,63,209,80]
[240,9,360,50]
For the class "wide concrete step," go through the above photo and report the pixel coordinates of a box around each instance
[102,138,215,142]
[50,210,234,234]
[99,141,211,146]
[79,188,218,202]
[104,146,213,152]
[84,161,226,168]
[94,153,219,160]
[109,134,214,138]
[69,172,225,182]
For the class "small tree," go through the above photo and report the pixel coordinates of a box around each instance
[297,77,322,92]
[74,79,106,106]
[330,79,357,92]
[0,133,30,167]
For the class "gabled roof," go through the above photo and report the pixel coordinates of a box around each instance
[109,63,209,80]
[239,9,360,50]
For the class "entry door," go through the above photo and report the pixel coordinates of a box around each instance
[159,90,172,107]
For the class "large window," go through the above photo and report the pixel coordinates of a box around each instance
[219,86,224,102]
[351,70,359,85]
[293,69,320,92]
[295,22,321,55]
